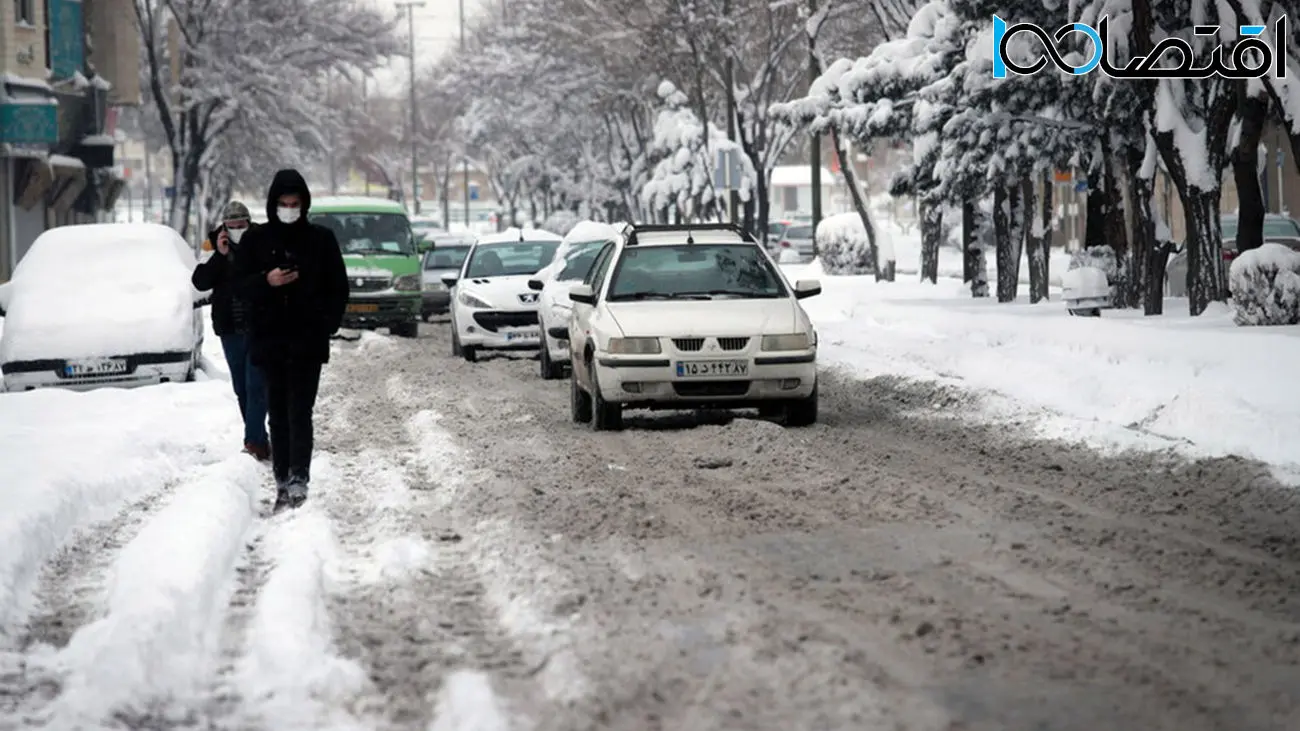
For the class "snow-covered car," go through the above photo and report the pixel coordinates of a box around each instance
[562,223,821,430]
[420,243,471,319]
[528,221,623,379]
[0,223,206,392]
[442,227,562,362]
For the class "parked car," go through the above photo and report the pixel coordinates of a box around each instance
[775,223,815,262]
[411,215,445,251]
[1166,213,1300,296]
[309,196,422,337]
[443,227,562,362]
[562,222,820,431]
[529,221,623,379]
[420,243,471,319]
[0,223,206,392]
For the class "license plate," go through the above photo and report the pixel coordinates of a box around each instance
[347,303,379,313]
[675,359,748,378]
[65,358,127,377]
[505,328,539,341]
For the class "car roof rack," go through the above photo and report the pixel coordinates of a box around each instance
[622,222,756,246]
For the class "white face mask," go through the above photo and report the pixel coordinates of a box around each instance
[227,227,246,243]
[278,206,301,224]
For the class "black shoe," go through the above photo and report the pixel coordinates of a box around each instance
[286,476,308,509]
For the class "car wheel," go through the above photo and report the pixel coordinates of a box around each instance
[452,328,462,356]
[570,368,592,422]
[589,364,623,431]
[783,382,818,427]
[540,341,563,380]
[462,342,478,362]
[757,404,782,418]
[392,321,419,338]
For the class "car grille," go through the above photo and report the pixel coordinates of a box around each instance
[673,380,751,397]
[671,337,749,351]
[351,276,392,293]
[473,311,538,332]
[673,337,705,351]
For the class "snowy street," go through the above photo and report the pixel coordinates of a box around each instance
[2,293,1298,730]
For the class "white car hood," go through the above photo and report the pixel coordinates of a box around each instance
[606,299,799,337]
[459,275,539,310]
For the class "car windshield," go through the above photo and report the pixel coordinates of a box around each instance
[424,246,469,270]
[1220,216,1300,245]
[464,240,560,277]
[556,241,608,281]
[607,244,787,301]
[785,225,813,239]
[310,212,416,255]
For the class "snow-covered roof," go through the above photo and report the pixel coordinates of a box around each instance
[476,226,562,245]
[629,228,750,247]
[770,165,836,188]
[80,134,114,146]
[49,154,85,169]
[561,220,621,245]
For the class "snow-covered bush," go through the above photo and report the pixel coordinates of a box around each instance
[540,210,579,236]
[815,212,874,275]
[1229,244,1300,326]
[1067,245,1118,280]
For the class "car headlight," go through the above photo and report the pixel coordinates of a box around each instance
[606,337,661,355]
[422,280,446,291]
[458,291,491,308]
[761,333,812,351]
[394,274,420,291]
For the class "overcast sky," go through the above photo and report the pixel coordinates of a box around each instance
[366,0,490,94]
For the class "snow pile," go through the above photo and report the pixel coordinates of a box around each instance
[1228,244,1300,326]
[815,212,874,275]
[781,263,1300,482]
[0,379,243,635]
[41,457,261,726]
[539,210,580,237]
[0,223,198,362]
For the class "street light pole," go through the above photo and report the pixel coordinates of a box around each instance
[396,0,425,214]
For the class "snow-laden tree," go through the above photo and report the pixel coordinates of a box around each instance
[641,81,756,221]
[133,0,398,239]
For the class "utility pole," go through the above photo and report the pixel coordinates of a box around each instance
[396,0,425,214]
[327,70,337,194]
[723,0,739,227]
[459,0,465,48]
[808,0,822,232]
[463,157,471,227]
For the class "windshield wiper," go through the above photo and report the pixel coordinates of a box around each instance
[675,290,780,299]
[609,291,674,301]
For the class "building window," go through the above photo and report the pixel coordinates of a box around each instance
[15,0,33,25]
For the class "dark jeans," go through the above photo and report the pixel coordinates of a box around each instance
[262,358,323,485]
[220,334,268,447]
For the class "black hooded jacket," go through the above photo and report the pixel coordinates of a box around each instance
[231,169,350,364]
[191,221,260,336]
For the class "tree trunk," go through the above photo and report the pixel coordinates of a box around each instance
[1024,174,1052,303]
[962,198,989,297]
[829,127,880,275]
[1183,190,1228,315]
[1102,150,1133,307]
[919,198,941,284]
[1118,147,1161,315]
[994,183,1024,302]
[1232,87,1269,253]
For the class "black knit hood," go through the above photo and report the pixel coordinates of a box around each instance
[266,168,312,224]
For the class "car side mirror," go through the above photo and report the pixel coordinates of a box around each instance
[569,283,595,305]
[793,279,821,299]
[547,325,568,339]
[440,272,459,287]
[527,278,544,291]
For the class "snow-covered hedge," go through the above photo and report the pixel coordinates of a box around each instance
[815,212,874,275]
[1229,244,1300,326]
[1067,245,1118,280]
[540,210,580,236]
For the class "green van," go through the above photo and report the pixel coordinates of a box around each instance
[309,196,421,338]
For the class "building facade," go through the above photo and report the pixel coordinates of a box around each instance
[0,0,138,282]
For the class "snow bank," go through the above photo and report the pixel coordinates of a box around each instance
[782,264,1300,482]
[235,503,370,730]
[0,223,198,362]
[0,379,242,636]
[1228,244,1300,326]
[815,212,874,275]
[40,457,261,725]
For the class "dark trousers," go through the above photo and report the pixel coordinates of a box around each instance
[262,358,323,484]
[220,334,269,447]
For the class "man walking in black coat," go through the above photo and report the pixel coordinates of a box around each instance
[192,201,270,460]
[233,169,349,509]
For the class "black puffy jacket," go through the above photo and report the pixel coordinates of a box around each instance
[191,222,260,336]
[231,169,350,365]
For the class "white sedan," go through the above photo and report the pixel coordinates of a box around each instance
[442,227,562,362]
[0,223,206,392]
[529,220,622,380]
[565,224,820,430]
